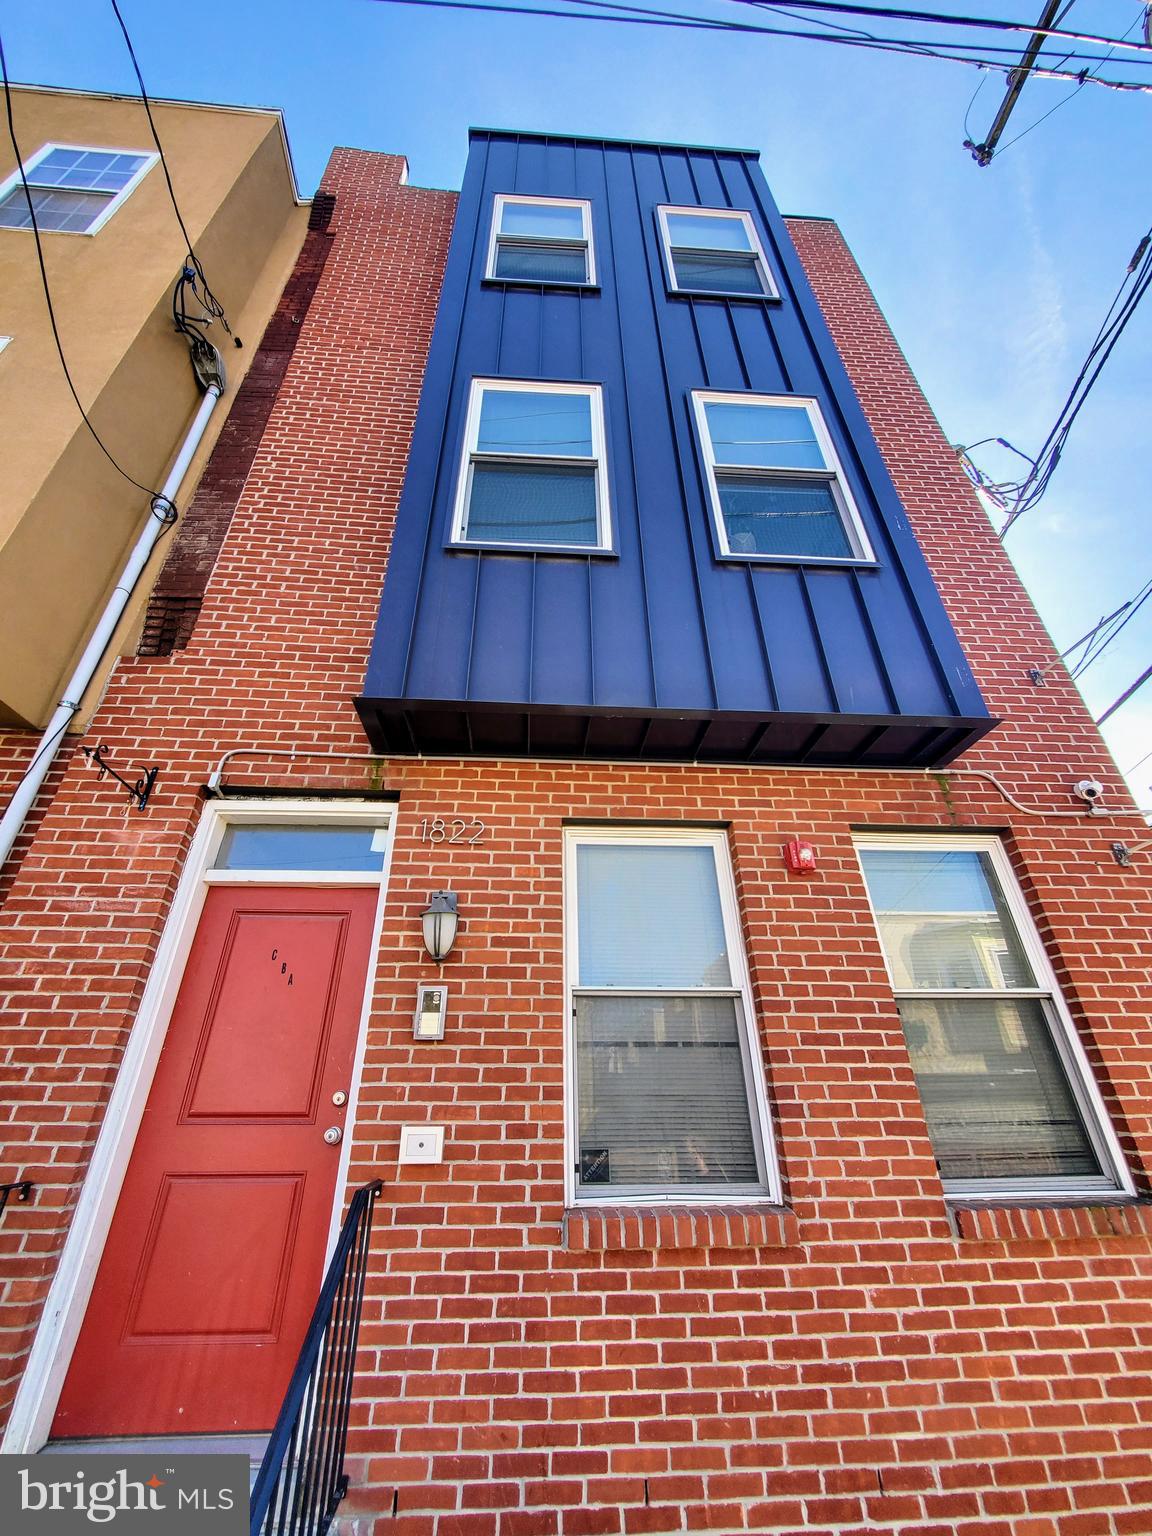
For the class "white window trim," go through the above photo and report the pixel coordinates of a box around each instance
[657,204,779,300]
[0,799,397,1455]
[692,389,877,566]
[485,193,596,286]
[854,831,1136,1203]
[0,144,160,236]
[562,826,782,1207]
[450,376,613,554]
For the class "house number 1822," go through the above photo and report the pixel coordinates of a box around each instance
[418,817,486,845]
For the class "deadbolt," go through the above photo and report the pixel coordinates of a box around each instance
[332,1091,347,1107]
[323,1126,343,1145]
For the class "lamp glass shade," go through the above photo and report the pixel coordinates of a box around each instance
[421,891,458,962]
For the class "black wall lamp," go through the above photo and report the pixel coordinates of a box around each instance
[420,891,459,963]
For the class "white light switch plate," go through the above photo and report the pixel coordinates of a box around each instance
[398,1124,445,1164]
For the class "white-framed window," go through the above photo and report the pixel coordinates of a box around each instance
[0,337,10,355]
[451,377,612,552]
[692,390,874,564]
[485,194,596,286]
[0,145,158,235]
[564,827,781,1204]
[657,205,777,299]
[855,833,1134,1201]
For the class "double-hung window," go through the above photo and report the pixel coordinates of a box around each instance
[693,391,874,563]
[486,195,595,286]
[565,829,779,1202]
[451,378,611,551]
[657,205,777,298]
[856,834,1132,1199]
[0,145,157,234]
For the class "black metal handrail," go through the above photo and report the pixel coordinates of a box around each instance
[250,1179,382,1536]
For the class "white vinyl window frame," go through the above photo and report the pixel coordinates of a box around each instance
[657,204,778,300]
[562,826,782,1207]
[449,376,613,554]
[1,799,397,1455]
[692,389,876,566]
[0,143,159,236]
[485,193,596,286]
[854,832,1135,1203]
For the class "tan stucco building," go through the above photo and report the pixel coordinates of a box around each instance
[0,84,307,728]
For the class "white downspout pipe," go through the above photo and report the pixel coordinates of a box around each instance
[0,383,223,873]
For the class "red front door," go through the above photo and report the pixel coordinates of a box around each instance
[53,885,377,1438]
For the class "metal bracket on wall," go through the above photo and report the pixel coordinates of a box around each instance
[1111,838,1152,867]
[80,744,159,812]
[0,1181,32,1217]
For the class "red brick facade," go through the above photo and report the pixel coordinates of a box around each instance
[2,150,1151,1536]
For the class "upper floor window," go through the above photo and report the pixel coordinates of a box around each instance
[657,205,777,298]
[0,145,157,235]
[856,834,1132,1200]
[486,194,595,286]
[451,378,611,551]
[692,391,874,563]
[565,828,779,1203]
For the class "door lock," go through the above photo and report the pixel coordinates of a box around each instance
[322,1126,343,1145]
[331,1091,347,1107]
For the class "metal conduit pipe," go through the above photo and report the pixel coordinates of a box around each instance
[0,383,224,874]
[204,746,1152,822]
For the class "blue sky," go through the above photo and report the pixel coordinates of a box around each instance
[6,0,1151,799]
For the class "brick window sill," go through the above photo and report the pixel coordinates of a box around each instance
[565,1204,799,1253]
[950,1199,1152,1243]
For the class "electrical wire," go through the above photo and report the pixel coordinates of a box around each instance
[727,0,1152,54]
[108,0,237,343]
[1123,743,1152,778]
[997,226,1152,536]
[984,2,1150,159]
[1070,578,1152,680]
[0,28,164,500]
[368,0,1152,88]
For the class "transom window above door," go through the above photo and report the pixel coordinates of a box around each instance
[451,378,612,551]
[486,195,595,285]
[692,391,874,563]
[657,206,777,298]
[0,145,157,234]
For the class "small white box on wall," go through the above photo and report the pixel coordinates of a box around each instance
[398,1124,445,1164]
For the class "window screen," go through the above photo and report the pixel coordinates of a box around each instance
[570,837,767,1196]
[694,393,869,562]
[858,843,1112,1191]
[488,196,593,285]
[659,207,776,297]
[456,382,609,550]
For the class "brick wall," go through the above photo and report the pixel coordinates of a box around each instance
[1,154,1150,1536]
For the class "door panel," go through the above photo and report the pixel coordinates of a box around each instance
[52,884,377,1438]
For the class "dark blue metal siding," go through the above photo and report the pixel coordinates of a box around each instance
[361,131,993,764]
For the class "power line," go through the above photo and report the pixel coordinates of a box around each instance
[108,0,237,343]
[997,226,1152,536]
[1097,661,1152,726]
[1070,579,1152,681]
[732,0,1152,54]
[370,0,1152,88]
[967,1,1150,162]
[0,27,163,500]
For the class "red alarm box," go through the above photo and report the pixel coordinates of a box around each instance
[784,837,817,873]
